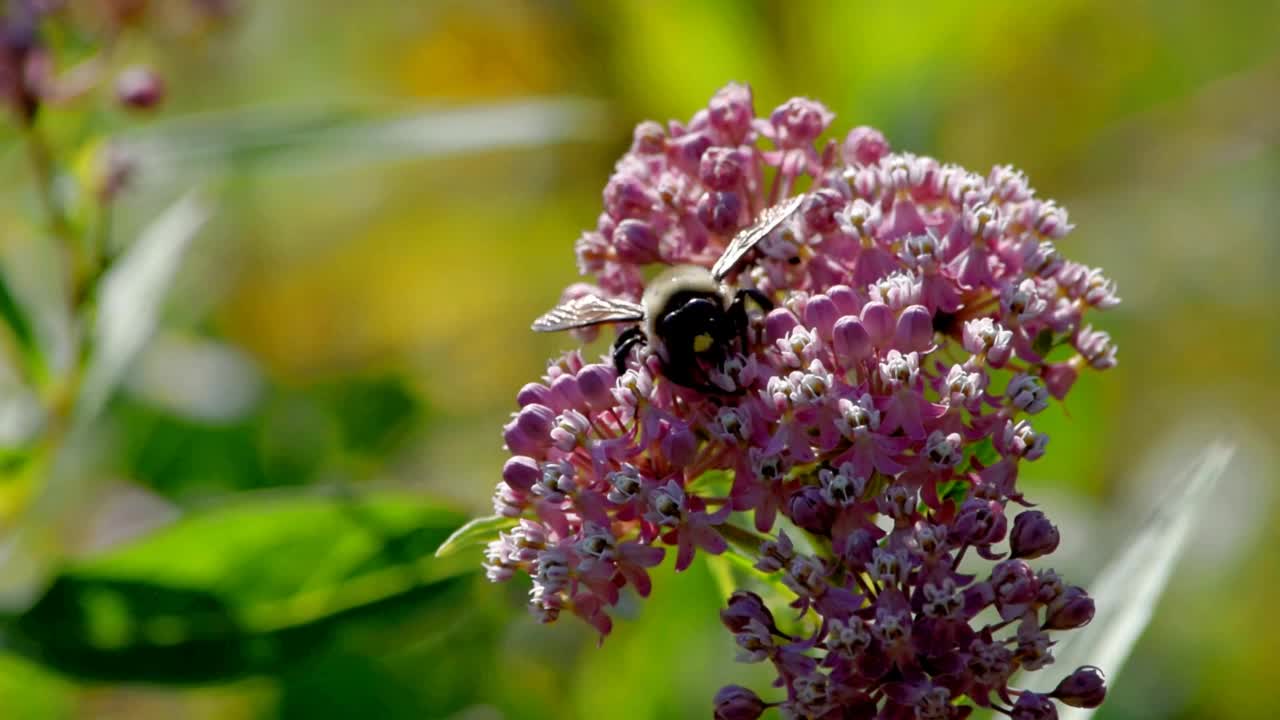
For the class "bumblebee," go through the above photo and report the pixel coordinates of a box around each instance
[532,195,804,390]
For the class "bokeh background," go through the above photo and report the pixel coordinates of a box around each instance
[0,1,1277,718]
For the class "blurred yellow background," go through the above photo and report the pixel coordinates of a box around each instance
[0,1,1276,718]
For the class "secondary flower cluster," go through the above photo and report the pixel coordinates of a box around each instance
[484,83,1117,719]
[1,0,235,124]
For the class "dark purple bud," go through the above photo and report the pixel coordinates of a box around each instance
[764,308,799,343]
[894,305,933,352]
[714,685,766,720]
[802,294,839,338]
[1053,665,1107,708]
[576,364,616,410]
[1045,586,1095,630]
[801,188,844,233]
[860,302,894,346]
[827,285,861,315]
[548,374,585,411]
[1010,510,1060,559]
[843,126,890,166]
[502,456,540,492]
[667,131,712,174]
[613,219,661,264]
[116,66,164,111]
[515,382,550,408]
[631,120,666,155]
[831,316,872,365]
[787,486,833,534]
[720,591,776,633]
[1010,691,1058,720]
[699,146,744,190]
[661,423,698,467]
[697,191,743,234]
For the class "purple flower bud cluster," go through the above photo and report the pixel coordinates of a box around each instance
[486,83,1118,717]
[0,1,235,124]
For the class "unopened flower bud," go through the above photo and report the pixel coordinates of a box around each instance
[504,403,556,455]
[764,308,799,343]
[802,294,839,338]
[860,302,894,346]
[1045,586,1095,630]
[894,304,933,353]
[502,456,541,492]
[1011,510,1060,559]
[787,486,833,534]
[515,382,551,408]
[548,374,585,411]
[698,190,744,234]
[576,364,616,410]
[116,66,164,111]
[714,685,766,720]
[832,316,872,364]
[1053,665,1107,708]
[613,219,661,264]
[827,284,861,315]
[720,591,776,634]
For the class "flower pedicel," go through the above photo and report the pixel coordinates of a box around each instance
[485,83,1118,719]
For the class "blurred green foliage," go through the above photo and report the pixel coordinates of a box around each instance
[0,1,1275,719]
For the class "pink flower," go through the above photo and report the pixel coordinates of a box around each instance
[484,83,1120,716]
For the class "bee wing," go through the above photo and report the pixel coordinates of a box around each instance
[531,294,646,332]
[711,193,806,281]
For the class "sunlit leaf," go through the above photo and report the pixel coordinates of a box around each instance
[78,191,209,421]
[118,98,609,183]
[1020,442,1235,717]
[434,515,517,558]
[0,652,75,720]
[7,493,476,683]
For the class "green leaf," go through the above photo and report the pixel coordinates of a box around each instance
[78,191,209,421]
[1031,327,1055,358]
[117,98,609,182]
[961,436,999,472]
[434,515,518,558]
[0,653,75,720]
[1020,443,1234,719]
[686,468,734,495]
[0,266,40,375]
[8,493,477,684]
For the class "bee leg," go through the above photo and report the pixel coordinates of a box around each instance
[611,326,647,374]
[729,288,774,350]
[658,348,717,392]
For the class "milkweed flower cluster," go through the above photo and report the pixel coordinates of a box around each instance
[484,83,1118,719]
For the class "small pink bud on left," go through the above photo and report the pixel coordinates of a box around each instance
[116,66,164,111]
